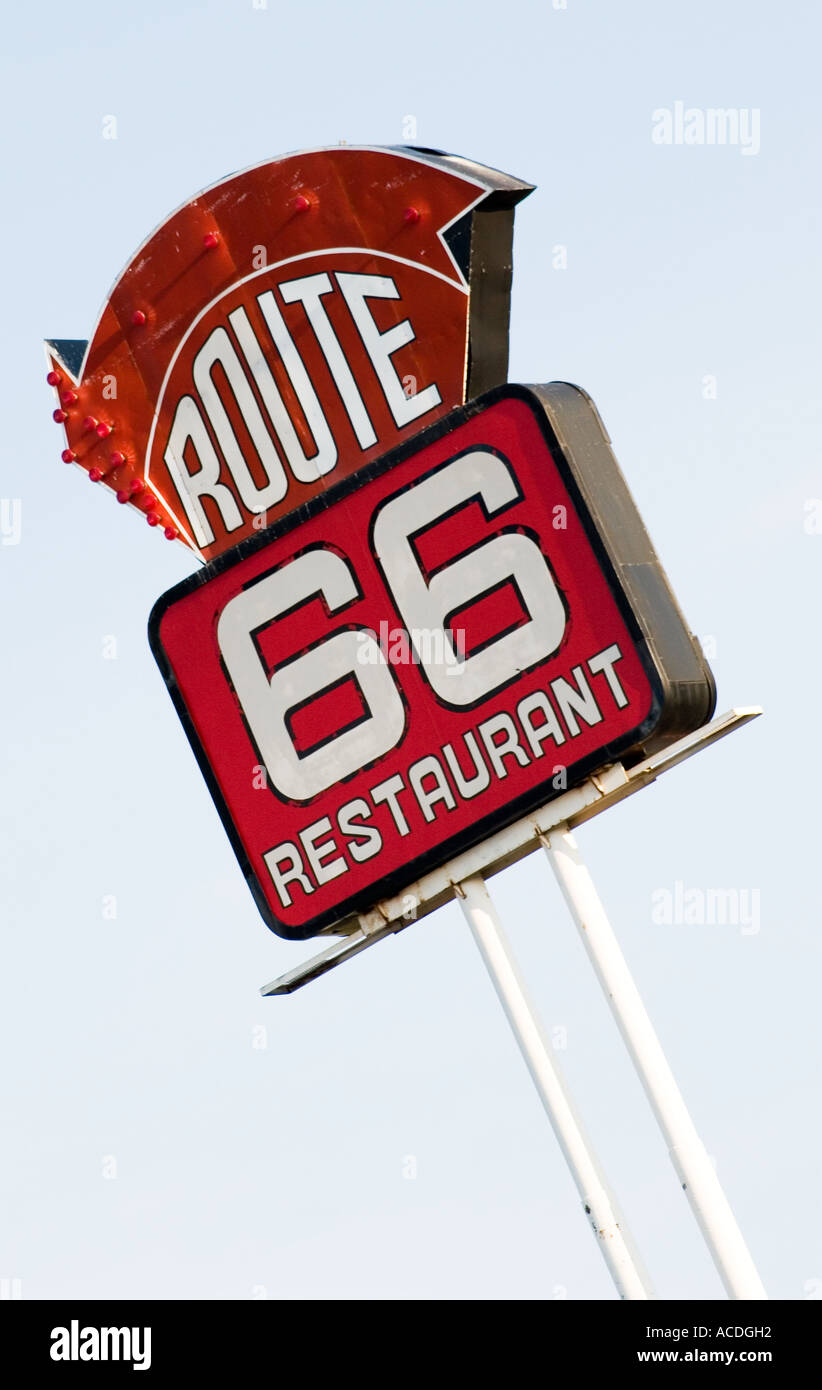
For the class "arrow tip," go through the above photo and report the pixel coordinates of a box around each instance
[45,339,87,381]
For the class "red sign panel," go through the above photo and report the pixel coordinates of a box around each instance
[45,147,531,561]
[150,386,714,940]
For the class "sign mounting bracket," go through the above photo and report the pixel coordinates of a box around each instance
[260,705,761,995]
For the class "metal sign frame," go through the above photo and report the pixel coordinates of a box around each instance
[261,705,761,992]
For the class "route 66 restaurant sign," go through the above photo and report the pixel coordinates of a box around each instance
[46,144,770,1302]
[44,145,715,939]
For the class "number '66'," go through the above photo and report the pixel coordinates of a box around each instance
[217,450,566,801]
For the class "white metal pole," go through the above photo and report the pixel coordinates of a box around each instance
[542,825,766,1301]
[456,873,652,1300]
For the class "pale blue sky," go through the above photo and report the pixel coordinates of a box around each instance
[2,0,820,1299]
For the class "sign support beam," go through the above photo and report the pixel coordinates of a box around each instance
[456,872,652,1300]
[261,707,761,995]
[542,825,767,1301]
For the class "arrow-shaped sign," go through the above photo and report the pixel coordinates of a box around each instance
[45,146,532,562]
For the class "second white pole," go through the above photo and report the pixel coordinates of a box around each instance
[456,872,652,1300]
